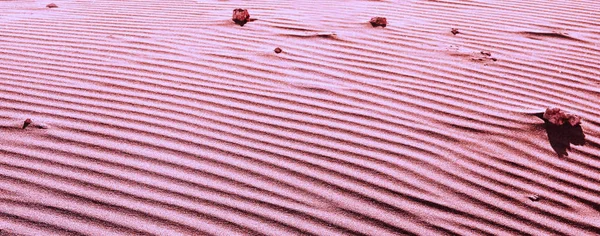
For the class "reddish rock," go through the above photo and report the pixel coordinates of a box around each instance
[543,107,581,126]
[46,3,58,8]
[274,47,282,54]
[451,28,460,35]
[23,119,32,129]
[369,17,387,27]
[232,9,250,26]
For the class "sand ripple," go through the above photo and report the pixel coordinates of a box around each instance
[1,0,599,235]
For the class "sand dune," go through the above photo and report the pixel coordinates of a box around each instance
[1,0,599,235]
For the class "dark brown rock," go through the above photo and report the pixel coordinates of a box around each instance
[480,51,492,56]
[46,3,58,8]
[23,119,32,129]
[451,28,460,35]
[232,9,250,26]
[369,17,387,27]
[533,108,585,157]
[543,107,581,126]
[274,47,282,54]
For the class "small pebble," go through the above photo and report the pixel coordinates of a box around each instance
[528,194,541,202]
[274,47,282,54]
[22,119,32,129]
[46,3,58,8]
[369,17,387,27]
[232,8,250,26]
[480,51,492,56]
[451,28,460,35]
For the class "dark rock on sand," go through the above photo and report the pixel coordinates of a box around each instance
[21,118,48,130]
[535,107,585,157]
[528,194,541,202]
[470,50,497,63]
[543,107,581,126]
[274,47,282,54]
[47,3,58,8]
[370,17,387,27]
[22,119,32,129]
[451,28,460,35]
[232,9,250,26]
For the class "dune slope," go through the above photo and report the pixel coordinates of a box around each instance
[0,0,599,235]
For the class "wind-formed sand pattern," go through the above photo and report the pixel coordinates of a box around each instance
[0,0,599,235]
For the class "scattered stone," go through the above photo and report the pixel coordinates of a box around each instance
[21,118,49,130]
[274,47,282,54]
[369,17,387,28]
[46,3,58,8]
[543,107,582,126]
[451,28,460,35]
[469,50,497,63]
[528,195,541,201]
[22,119,32,129]
[528,194,541,202]
[232,8,250,26]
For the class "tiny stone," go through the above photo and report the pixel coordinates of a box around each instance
[23,118,32,129]
[274,47,282,54]
[481,51,492,56]
[369,17,387,28]
[46,3,58,8]
[528,194,541,202]
[232,8,250,26]
[451,28,460,35]
[491,58,498,61]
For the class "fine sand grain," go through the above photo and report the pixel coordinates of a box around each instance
[1,0,599,235]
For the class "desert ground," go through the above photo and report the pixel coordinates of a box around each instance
[0,0,599,235]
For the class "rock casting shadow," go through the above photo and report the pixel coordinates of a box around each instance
[535,113,585,157]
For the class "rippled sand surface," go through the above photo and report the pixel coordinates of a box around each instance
[1,0,599,235]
